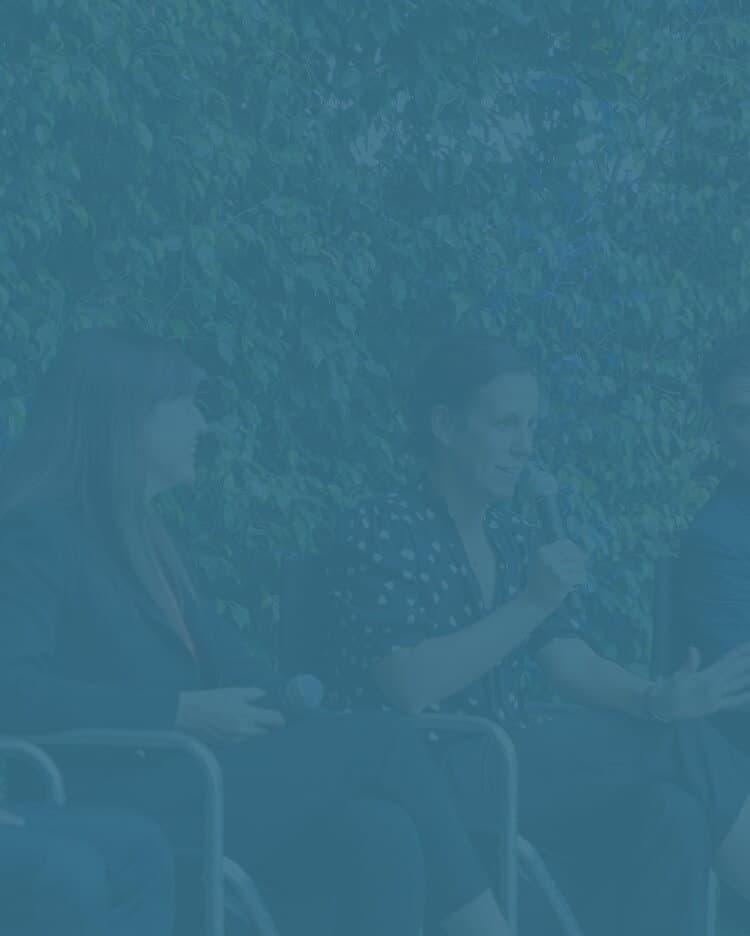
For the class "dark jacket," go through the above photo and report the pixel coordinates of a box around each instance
[679,471,750,665]
[0,501,273,735]
[678,471,750,749]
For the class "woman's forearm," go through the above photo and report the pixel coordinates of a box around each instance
[537,639,652,718]
[374,595,553,714]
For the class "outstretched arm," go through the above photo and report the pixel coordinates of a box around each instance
[536,637,652,716]
[537,634,750,721]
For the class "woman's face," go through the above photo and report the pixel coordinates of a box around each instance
[142,393,207,497]
[437,373,539,502]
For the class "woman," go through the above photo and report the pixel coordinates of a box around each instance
[326,335,750,936]
[0,327,510,936]
[0,802,174,936]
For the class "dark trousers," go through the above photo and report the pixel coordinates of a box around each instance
[0,805,175,936]
[441,704,750,936]
[66,711,490,936]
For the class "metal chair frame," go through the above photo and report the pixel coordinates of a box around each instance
[0,737,66,804]
[652,556,719,936]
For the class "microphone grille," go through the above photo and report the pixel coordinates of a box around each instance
[525,465,559,498]
[287,674,324,711]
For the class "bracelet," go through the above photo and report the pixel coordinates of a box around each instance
[644,680,671,723]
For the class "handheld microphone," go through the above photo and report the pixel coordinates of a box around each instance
[260,673,325,720]
[525,465,586,614]
[526,466,567,542]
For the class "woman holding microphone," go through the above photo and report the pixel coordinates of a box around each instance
[0,327,511,936]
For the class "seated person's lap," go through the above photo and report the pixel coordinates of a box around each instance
[64,711,434,870]
[439,703,750,853]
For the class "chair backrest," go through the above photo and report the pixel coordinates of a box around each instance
[650,556,684,678]
[278,552,332,677]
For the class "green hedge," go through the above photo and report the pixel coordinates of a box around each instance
[2,0,750,662]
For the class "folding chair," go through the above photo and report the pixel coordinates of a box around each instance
[0,737,65,805]
[279,552,585,936]
[652,556,719,936]
[8,730,280,936]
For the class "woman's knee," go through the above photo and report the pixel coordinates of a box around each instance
[126,812,173,870]
[335,799,426,933]
[118,811,176,897]
[86,809,175,906]
[35,839,110,929]
[642,783,711,855]
[341,798,425,880]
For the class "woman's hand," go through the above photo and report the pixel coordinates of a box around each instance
[523,539,588,616]
[646,642,750,721]
[176,687,285,744]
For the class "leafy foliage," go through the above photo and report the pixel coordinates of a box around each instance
[2,0,750,662]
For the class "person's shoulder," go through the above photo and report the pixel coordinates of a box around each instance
[336,487,429,546]
[684,473,750,556]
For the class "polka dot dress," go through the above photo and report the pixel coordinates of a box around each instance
[325,478,582,728]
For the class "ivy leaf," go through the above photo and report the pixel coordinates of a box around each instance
[133,119,153,152]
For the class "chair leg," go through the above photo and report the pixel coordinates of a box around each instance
[517,839,719,936]
[223,857,280,936]
[517,837,586,936]
[707,870,719,936]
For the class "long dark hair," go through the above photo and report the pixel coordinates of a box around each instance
[0,327,205,638]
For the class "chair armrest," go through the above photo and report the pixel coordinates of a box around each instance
[413,714,518,930]
[26,730,225,936]
[517,836,584,936]
[415,713,518,772]
[0,737,66,805]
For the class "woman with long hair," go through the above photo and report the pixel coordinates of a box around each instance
[0,327,511,936]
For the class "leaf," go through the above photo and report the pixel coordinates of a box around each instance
[195,242,217,274]
[50,63,68,87]
[116,37,131,68]
[34,124,52,145]
[133,120,153,152]
[0,358,16,380]
[336,303,355,330]
[390,272,406,304]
